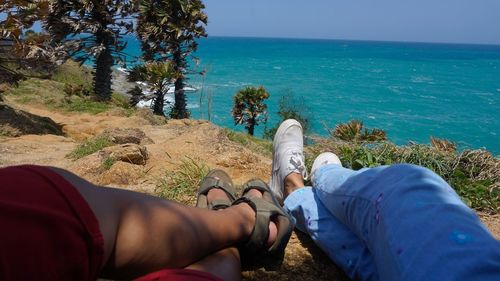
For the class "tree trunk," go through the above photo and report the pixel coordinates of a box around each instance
[171,47,189,119]
[153,91,165,116]
[248,117,256,136]
[93,30,113,102]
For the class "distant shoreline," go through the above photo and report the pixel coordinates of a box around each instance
[202,35,500,48]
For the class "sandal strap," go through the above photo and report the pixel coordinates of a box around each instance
[241,179,279,207]
[196,170,236,210]
[232,195,295,254]
[232,197,268,250]
[209,199,232,210]
[199,177,237,201]
[241,179,269,194]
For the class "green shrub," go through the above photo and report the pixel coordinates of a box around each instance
[306,139,499,213]
[263,94,312,140]
[52,61,93,88]
[68,136,113,159]
[111,92,132,109]
[450,170,498,212]
[332,120,387,142]
[111,92,135,116]
[430,137,457,152]
[63,83,92,98]
[155,158,210,205]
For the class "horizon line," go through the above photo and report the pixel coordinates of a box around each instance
[204,34,500,47]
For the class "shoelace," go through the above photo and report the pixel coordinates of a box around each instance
[285,149,308,180]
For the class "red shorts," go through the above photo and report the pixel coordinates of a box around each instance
[0,165,221,281]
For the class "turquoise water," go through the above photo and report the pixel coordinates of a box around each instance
[123,36,500,154]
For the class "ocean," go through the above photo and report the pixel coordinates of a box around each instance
[121,36,500,154]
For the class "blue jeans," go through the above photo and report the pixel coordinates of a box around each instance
[284,164,500,281]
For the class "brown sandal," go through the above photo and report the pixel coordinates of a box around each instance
[233,179,295,268]
[196,169,237,210]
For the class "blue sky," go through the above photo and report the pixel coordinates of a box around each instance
[204,0,500,45]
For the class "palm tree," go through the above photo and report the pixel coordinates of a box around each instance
[0,1,56,82]
[45,0,136,101]
[232,86,270,136]
[127,61,179,116]
[137,0,207,119]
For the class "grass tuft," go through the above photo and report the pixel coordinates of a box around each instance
[223,128,272,156]
[155,157,210,205]
[68,136,113,160]
[102,157,116,170]
[59,98,111,114]
[111,93,135,117]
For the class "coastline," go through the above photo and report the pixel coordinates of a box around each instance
[111,67,136,97]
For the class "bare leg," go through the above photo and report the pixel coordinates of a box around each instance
[185,248,241,281]
[284,172,305,198]
[184,188,243,281]
[184,185,279,281]
[49,167,258,279]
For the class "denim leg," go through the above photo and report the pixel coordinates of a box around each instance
[284,187,379,281]
[314,163,500,281]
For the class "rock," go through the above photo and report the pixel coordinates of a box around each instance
[100,143,149,165]
[100,128,154,145]
[135,108,168,126]
[99,161,143,186]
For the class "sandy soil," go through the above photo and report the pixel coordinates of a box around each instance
[1,100,498,281]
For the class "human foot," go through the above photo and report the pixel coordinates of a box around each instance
[198,171,278,248]
[270,119,308,203]
[245,189,278,247]
[235,179,295,258]
[197,170,236,210]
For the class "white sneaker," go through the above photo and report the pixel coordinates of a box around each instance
[310,152,342,183]
[270,119,308,202]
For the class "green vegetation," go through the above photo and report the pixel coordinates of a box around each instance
[2,0,208,119]
[102,157,117,170]
[127,62,179,116]
[307,138,499,213]
[137,0,208,119]
[232,86,270,136]
[67,136,113,160]
[46,0,135,101]
[111,92,135,117]
[0,2,55,83]
[52,61,94,88]
[1,4,497,215]
[264,94,312,140]
[61,98,112,115]
[155,158,210,205]
[332,120,387,142]
[430,136,457,152]
[3,62,134,116]
[128,86,144,107]
[223,128,273,157]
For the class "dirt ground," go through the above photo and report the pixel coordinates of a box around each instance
[1,99,498,281]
